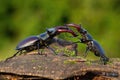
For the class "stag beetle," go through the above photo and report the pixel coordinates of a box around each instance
[65,23,109,64]
[6,26,78,61]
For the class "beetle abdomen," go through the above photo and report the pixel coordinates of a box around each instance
[93,40,105,57]
[16,36,39,50]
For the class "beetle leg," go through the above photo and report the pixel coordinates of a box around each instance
[19,50,23,55]
[37,42,41,55]
[99,57,105,65]
[5,50,21,61]
[83,46,90,58]
[100,56,109,65]
[46,46,57,55]
[74,44,78,56]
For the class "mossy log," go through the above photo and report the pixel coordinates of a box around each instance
[0,54,119,80]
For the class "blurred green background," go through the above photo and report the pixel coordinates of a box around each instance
[0,0,120,60]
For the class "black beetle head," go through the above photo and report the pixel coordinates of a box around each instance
[79,27,86,33]
[47,28,56,36]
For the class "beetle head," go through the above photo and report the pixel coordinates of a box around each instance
[79,27,87,34]
[47,28,56,35]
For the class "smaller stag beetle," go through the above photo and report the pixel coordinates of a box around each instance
[65,23,109,64]
[6,26,78,61]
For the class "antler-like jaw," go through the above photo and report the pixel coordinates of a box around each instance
[65,23,81,32]
[55,26,69,30]
[57,29,78,37]
[46,26,78,37]
[55,26,78,37]
[65,23,88,34]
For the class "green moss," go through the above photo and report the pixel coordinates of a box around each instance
[31,60,36,63]
[55,47,76,57]
[64,60,77,65]
[85,60,92,66]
